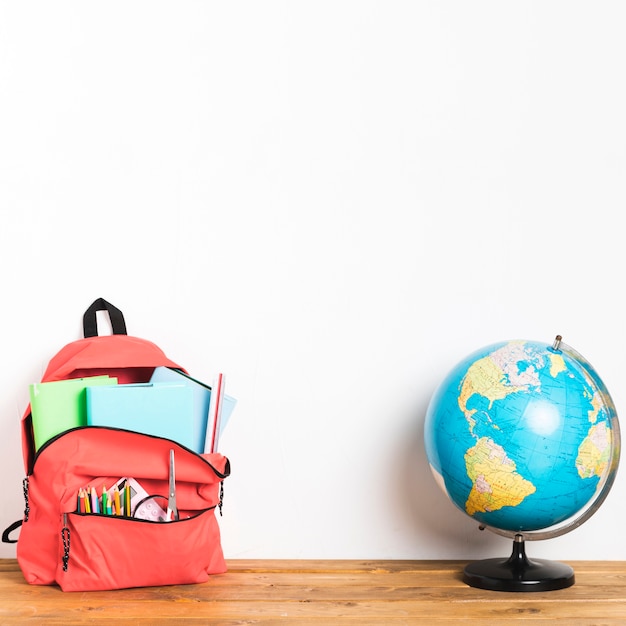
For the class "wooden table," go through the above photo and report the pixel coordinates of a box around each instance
[2,559,625,624]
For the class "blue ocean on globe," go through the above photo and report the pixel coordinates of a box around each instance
[424,340,617,532]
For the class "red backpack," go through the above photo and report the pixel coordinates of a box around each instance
[2,298,230,591]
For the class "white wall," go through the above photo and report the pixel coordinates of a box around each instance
[1,2,625,562]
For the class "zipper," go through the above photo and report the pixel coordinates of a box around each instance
[31,425,230,479]
[61,513,70,572]
[22,477,30,522]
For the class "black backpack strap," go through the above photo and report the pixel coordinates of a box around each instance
[2,520,22,544]
[83,298,128,338]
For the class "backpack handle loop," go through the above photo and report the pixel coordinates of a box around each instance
[83,298,128,338]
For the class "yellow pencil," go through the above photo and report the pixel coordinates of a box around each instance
[113,487,121,516]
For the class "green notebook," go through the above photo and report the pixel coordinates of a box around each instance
[30,375,118,451]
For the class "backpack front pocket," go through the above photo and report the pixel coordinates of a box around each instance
[57,508,226,591]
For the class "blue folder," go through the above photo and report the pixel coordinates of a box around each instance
[150,367,237,453]
[85,383,195,450]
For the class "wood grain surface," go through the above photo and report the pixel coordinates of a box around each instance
[2,559,625,624]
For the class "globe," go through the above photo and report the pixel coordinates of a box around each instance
[424,336,620,591]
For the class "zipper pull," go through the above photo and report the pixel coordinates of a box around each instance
[61,513,71,572]
[22,477,30,522]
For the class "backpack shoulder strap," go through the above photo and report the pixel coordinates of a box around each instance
[2,520,22,544]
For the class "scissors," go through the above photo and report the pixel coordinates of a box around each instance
[166,449,178,522]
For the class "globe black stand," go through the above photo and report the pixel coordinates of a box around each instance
[462,534,575,592]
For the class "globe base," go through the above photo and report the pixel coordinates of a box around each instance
[462,535,575,592]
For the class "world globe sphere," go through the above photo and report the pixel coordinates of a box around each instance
[424,337,620,540]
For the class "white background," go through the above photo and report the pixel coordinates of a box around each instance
[1,2,625,562]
